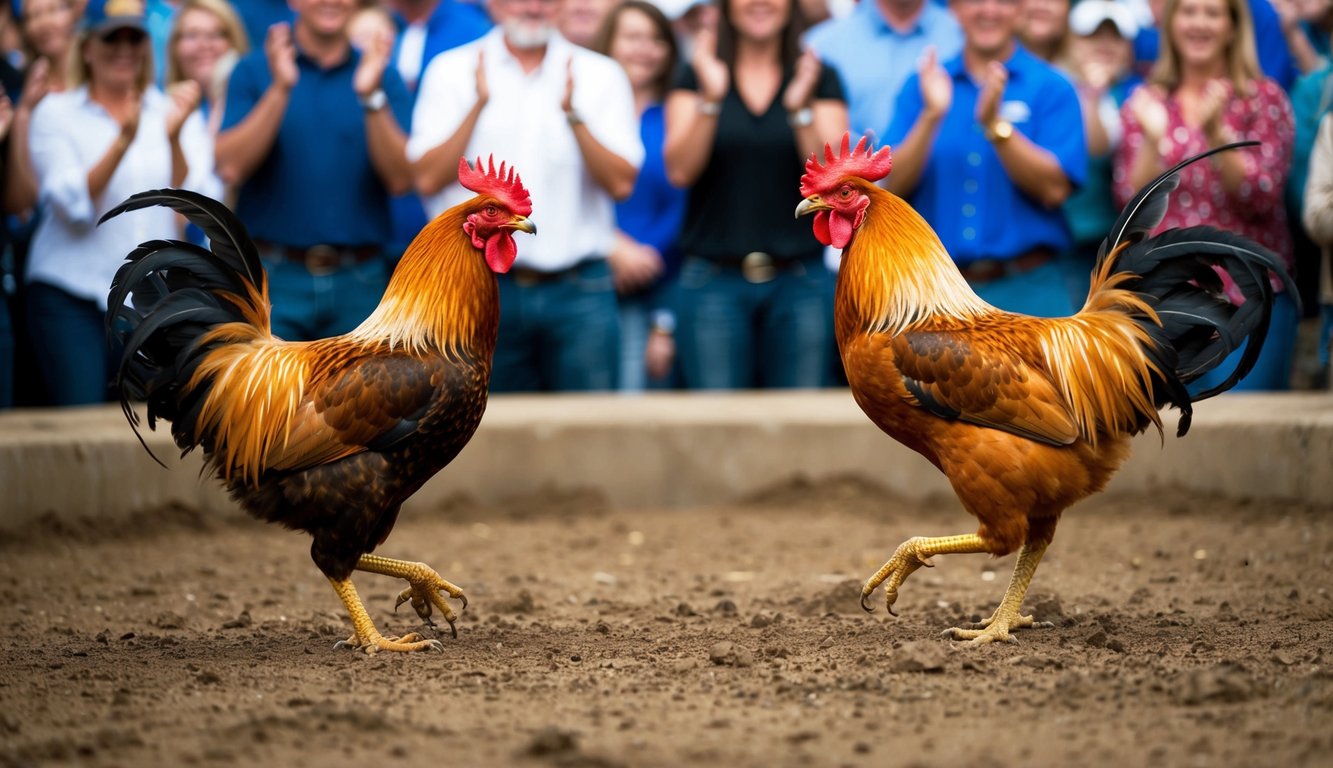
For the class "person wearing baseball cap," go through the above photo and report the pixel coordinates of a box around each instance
[22,0,220,405]
[1060,0,1140,304]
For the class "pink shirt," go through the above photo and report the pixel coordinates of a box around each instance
[1112,78,1294,301]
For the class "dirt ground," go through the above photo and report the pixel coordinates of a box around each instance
[1,478,1330,768]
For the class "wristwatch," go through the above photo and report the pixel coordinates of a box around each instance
[985,119,1014,143]
[359,89,387,113]
[650,310,676,336]
[565,109,584,127]
[788,107,814,128]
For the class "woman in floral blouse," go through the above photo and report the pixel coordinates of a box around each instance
[1113,0,1297,390]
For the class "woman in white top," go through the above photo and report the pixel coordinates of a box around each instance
[25,1,219,405]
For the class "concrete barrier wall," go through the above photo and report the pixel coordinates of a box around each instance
[2,391,1331,529]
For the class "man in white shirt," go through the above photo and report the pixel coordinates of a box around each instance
[407,0,643,392]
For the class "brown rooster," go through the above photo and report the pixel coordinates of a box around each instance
[104,157,534,654]
[795,135,1293,644]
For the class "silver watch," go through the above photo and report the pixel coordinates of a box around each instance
[359,89,388,113]
[788,107,814,128]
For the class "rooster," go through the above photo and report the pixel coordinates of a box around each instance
[104,157,534,654]
[795,134,1293,644]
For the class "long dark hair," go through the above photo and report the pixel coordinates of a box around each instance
[591,0,679,101]
[715,0,806,72]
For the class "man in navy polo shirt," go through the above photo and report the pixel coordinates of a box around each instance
[216,0,414,341]
[882,0,1086,318]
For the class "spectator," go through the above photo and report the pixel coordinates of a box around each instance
[663,0,848,389]
[216,0,414,342]
[560,0,618,48]
[1062,0,1141,301]
[1134,0,1298,88]
[1019,0,1072,62]
[407,0,643,392]
[26,0,216,405]
[594,0,687,390]
[1301,109,1333,386]
[7,0,77,218]
[883,0,1087,318]
[1273,0,1329,75]
[1114,0,1296,389]
[386,0,492,95]
[804,0,962,148]
[164,0,248,136]
[146,0,178,86]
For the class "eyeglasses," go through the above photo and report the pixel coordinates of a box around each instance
[100,28,148,46]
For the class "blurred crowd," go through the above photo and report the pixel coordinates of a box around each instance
[2,0,1332,406]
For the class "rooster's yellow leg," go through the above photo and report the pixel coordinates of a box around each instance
[943,540,1054,645]
[327,577,444,654]
[355,554,467,638]
[862,534,991,615]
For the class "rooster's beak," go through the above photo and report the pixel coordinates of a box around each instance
[795,196,830,218]
[505,215,537,235]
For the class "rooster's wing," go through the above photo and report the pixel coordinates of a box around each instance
[259,352,454,475]
[890,327,1079,447]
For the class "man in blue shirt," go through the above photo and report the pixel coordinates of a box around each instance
[805,0,962,147]
[216,0,414,341]
[882,0,1086,318]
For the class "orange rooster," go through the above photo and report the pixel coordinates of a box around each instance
[104,157,534,654]
[795,134,1293,644]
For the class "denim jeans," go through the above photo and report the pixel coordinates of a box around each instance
[673,256,834,389]
[0,291,13,409]
[492,259,620,392]
[970,260,1078,318]
[25,281,113,405]
[1189,291,1300,393]
[260,253,390,342]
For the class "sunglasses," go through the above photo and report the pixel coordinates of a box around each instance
[100,28,148,46]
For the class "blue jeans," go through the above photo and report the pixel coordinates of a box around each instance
[260,253,390,341]
[971,260,1078,318]
[492,259,620,392]
[25,281,113,405]
[674,256,834,389]
[0,291,13,409]
[1189,291,1300,393]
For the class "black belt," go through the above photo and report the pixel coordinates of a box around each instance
[504,260,594,287]
[958,248,1054,284]
[702,252,820,284]
[259,242,381,276]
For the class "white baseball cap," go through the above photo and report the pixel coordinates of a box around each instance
[1069,0,1139,39]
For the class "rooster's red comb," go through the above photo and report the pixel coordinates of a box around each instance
[458,155,533,217]
[799,133,893,196]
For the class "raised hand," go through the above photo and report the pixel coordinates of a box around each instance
[974,60,1008,127]
[474,49,489,107]
[164,80,203,141]
[1126,85,1168,143]
[1199,78,1235,144]
[119,93,143,149]
[266,23,299,92]
[692,26,729,103]
[782,49,823,113]
[918,46,952,118]
[562,57,575,114]
[353,22,392,98]
[19,57,52,112]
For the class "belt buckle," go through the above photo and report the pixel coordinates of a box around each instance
[304,245,340,276]
[741,251,776,284]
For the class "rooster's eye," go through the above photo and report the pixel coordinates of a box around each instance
[839,188,853,199]
[484,205,498,216]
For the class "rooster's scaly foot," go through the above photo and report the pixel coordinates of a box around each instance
[356,555,467,639]
[334,630,445,655]
[942,608,1052,646]
[861,537,937,616]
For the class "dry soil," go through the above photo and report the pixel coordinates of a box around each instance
[1,479,1331,767]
